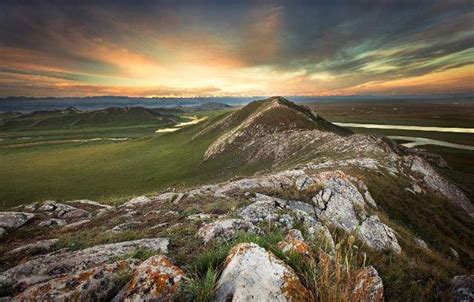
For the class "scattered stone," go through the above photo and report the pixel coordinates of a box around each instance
[0,238,169,292]
[186,213,211,221]
[150,222,169,230]
[112,255,184,302]
[215,243,310,301]
[0,212,35,233]
[13,260,137,301]
[449,247,459,259]
[351,266,384,302]
[358,216,401,254]
[451,275,474,302]
[414,237,428,249]
[237,194,282,223]
[23,202,39,212]
[62,219,91,231]
[111,221,142,233]
[123,195,152,208]
[277,214,294,229]
[197,219,261,243]
[6,239,58,256]
[38,218,67,228]
[67,199,113,210]
[165,210,178,216]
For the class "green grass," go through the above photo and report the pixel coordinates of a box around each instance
[0,110,234,209]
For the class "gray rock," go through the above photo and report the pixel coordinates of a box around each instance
[112,255,184,302]
[364,190,377,208]
[0,212,35,231]
[414,237,428,249]
[110,221,142,232]
[62,219,91,231]
[307,222,335,253]
[450,247,459,259]
[358,215,401,254]
[6,239,58,256]
[38,218,67,228]
[322,188,332,202]
[215,243,310,301]
[197,219,261,243]
[0,238,169,292]
[123,195,152,208]
[408,155,473,217]
[37,201,90,219]
[451,275,474,302]
[186,213,211,221]
[13,260,137,301]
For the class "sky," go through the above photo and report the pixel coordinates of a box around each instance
[0,0,473,97]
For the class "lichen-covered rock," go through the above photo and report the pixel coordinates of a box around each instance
[113,255,184,302]
[197,219,261,243]
[0,238,169,293]
[358,216,401,254]
[186,213,212,221]
[277,229,310,256]
[12,260,136,301]
[6,239,58,256]
[0,212,34,233]
[351,266,384,302]
[451,275,474,302]
[215,243,310,301]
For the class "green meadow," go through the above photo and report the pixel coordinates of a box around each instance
[0,110,232,209]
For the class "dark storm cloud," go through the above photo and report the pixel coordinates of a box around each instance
[0,0,472,96]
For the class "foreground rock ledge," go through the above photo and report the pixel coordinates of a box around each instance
[215,242,310,301]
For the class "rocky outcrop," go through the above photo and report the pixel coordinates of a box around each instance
[451,275,474,302]
[215,243,310,301]
[12,260,137,301]
[113,255,184,301]
[197,219,261,243]
[0,212,34,236]
[407,155,473,216]
[0,238,169,294]
[358,216,401,254]
[351,266,384,302]
[38,200,91,219]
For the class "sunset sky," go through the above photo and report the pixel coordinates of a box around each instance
[1,0,473,97]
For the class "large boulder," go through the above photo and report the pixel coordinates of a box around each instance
[313,171,367,232]
[197,219,261,243]
[113,255,184,301]
[215,243,310,301]
[6,239,58,256]
[0,238,169,294]
[12,260,137,301]
[0,212,34,236]
[351,266,384,302]
[358,216,401,254]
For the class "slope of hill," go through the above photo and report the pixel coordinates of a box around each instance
[0,107,182,131]
[0,97,473,301]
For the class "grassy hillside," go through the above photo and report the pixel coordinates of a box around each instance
[0,111,237,209]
